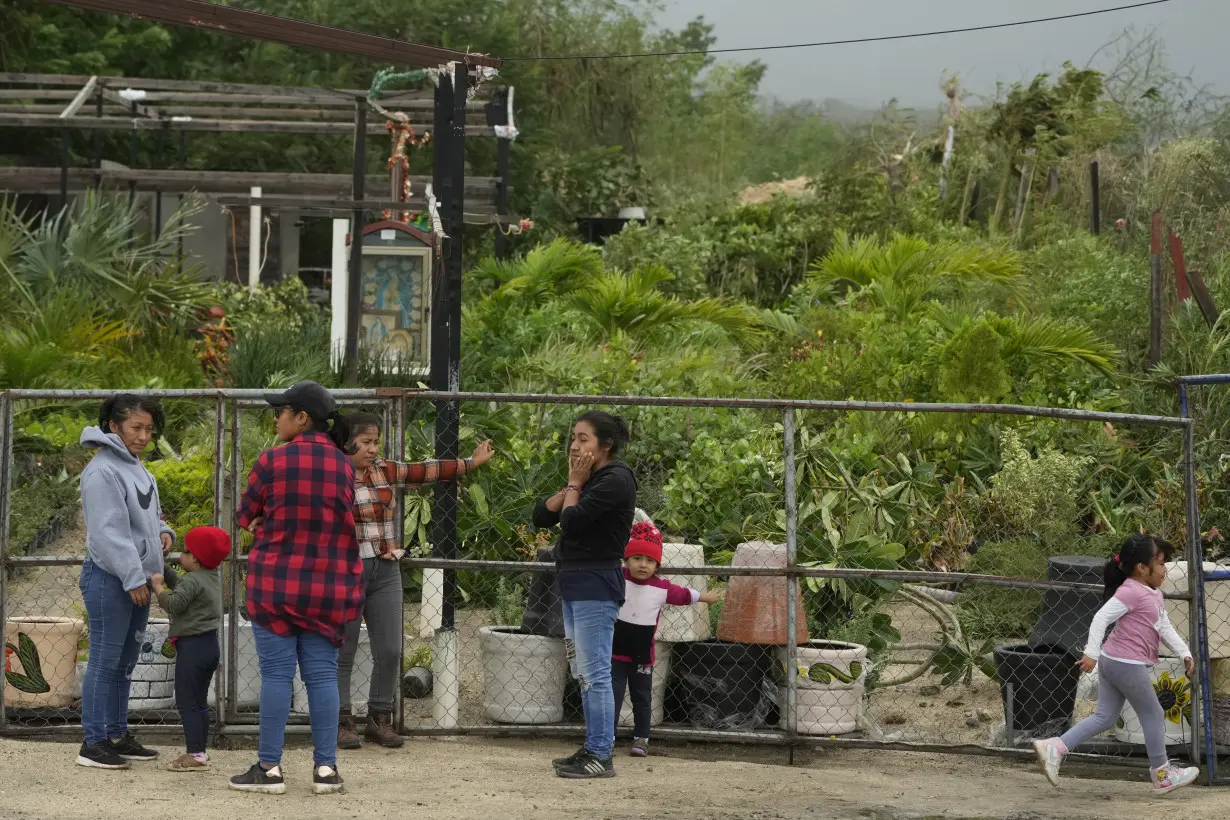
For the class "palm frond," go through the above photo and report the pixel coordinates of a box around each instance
[996,315,1119,374]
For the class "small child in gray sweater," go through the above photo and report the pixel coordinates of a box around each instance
[151,526,230,772]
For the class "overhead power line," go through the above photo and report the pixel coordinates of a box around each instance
[501,0,1176,62]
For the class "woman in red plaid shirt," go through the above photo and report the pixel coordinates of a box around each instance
[336,411,494,750]
[228,381,360,797]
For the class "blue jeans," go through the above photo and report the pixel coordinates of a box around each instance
[252,623,340,768]
[79,559,149,745]
[561,599,620,759]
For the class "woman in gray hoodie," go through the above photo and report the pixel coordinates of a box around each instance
[76,394,176,770]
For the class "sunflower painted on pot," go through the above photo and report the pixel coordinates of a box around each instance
[1155,671,1191,724]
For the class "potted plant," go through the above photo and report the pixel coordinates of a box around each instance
[777,640,868,735]
[5,616,85,709]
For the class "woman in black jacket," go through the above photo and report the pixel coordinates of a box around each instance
[533,410,636,779]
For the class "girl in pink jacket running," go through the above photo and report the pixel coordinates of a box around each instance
[1032,534,1198,794]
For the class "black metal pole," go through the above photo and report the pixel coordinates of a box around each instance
[342,97,367,385]
[487,87,511,260]
[1090,160,1101,235]
[154,122,168,237]
[59,126,70,213]
[431,65,466,630]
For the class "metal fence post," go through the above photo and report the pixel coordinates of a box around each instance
[394,391,407,732]
[783,407,799,759]
[226,400,242,722]
[0,391,13,733]
[212,395,228,734]
[1179,385,1215,776]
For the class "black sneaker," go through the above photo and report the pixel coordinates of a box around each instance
[76,741,130,770]
[312,764,345,795]
[552,745,587,767]
[555,750,615,779]
[229,763,287,795]
[109,732,158,761]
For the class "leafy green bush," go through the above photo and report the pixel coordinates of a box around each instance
[147,452,214,534]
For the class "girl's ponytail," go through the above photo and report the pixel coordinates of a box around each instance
[326,411,353,453]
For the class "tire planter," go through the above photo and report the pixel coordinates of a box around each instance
[617,642,672,729]
[657,543,712,643]
[479,626,568,724]
[667,639,773,730]
[775,640,867,736]
[994,644,1080,738]
[1029,556,1104,657]
[717,542,808,646]
[1112,657,1193,745]
[4,617,84,709]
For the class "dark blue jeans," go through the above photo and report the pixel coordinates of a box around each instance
[79,559,149,745]
[252,623,340,768]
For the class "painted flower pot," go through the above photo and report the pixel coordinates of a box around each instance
[4,617,84,709]
[479,627,568,724]
[716,542,809,646]
[1112,658,1193,745]
[617,642,672,729]
[657,543,711,643]
[776,640,867,736]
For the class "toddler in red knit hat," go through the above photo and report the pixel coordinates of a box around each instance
[151,526,230,772]
[613,521,720,757]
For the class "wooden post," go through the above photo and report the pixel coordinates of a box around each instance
[1188,270,1219,328]
[1047,167,1059,200]
[1148,211,1163,367]
[1169,231,1191,302]
[342,97,367,385]
[1090,161,1101,234]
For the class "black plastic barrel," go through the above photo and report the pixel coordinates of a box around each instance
[520,547,564,638]
[1029,555,1104,656]
[665,640,774,730]
[994,644,1080,737]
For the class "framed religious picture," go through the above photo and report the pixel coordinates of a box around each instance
[357,222,433,375]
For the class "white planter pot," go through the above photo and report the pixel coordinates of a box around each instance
[657,543,712,643]
[1165,561,1230,658]
[1111,657,1193,746]
[776,640,867,736]
[479,627,568,724]
[617,642,672,728]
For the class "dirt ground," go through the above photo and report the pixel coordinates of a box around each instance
[0,735,1218,820]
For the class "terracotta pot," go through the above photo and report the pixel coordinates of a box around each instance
[5,617,85,708]
[716,542,809,645]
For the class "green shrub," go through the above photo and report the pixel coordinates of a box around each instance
[147,452,214,534]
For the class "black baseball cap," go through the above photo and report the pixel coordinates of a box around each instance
[263,381,336,421]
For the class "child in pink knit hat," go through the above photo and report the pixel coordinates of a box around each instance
[613,521,719,757]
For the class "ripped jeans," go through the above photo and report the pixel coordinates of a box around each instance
[561,599,620,759]
[79,559,150,745]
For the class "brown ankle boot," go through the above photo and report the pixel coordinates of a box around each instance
[337,710,361,750]
[365,711,404,748]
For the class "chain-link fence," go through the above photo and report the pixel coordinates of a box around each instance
[0,388,1201,771]
[1176,375,1230,785]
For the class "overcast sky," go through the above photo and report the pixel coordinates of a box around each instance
[649,0,1225,108]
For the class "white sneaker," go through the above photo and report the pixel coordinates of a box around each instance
[1032,738,1062,787]
[1152,762,1199,794]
